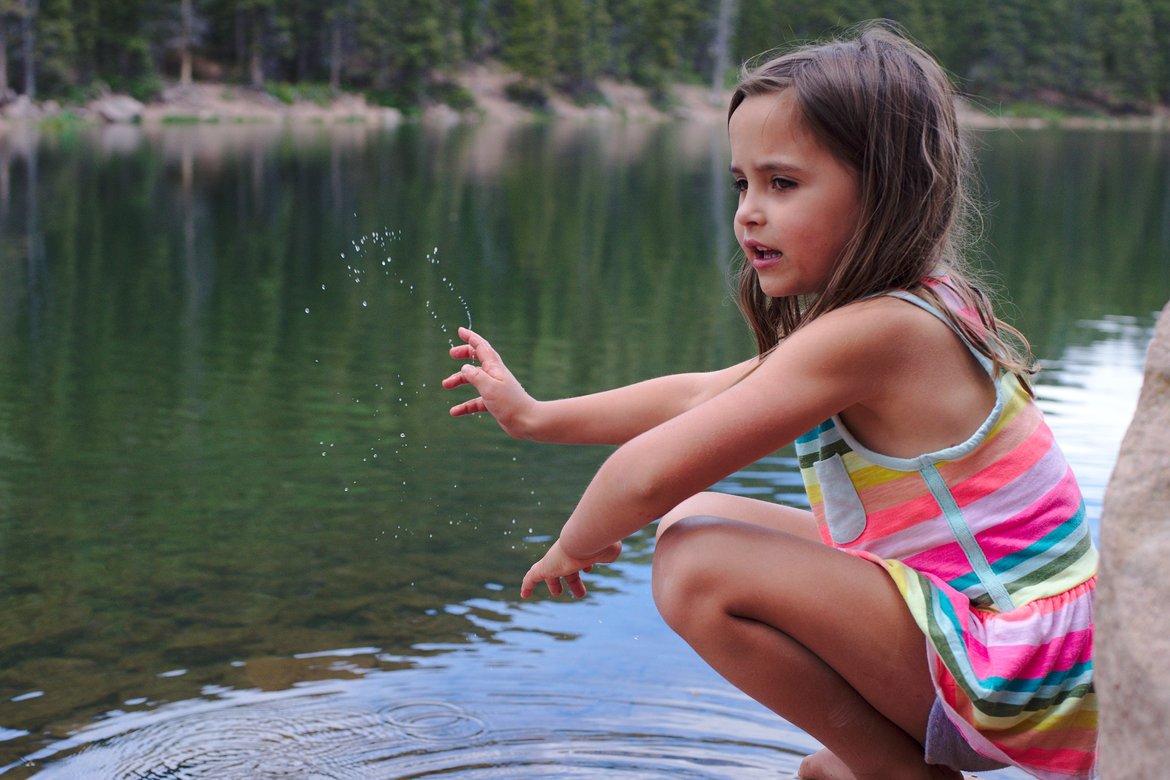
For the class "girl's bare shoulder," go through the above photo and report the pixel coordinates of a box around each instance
[801,295,997,455]
[788,295,952,365]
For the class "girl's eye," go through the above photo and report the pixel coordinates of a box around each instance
[771,176,796,191]
[731,178,747,193]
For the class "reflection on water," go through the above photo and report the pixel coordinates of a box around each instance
[0,121,1165,777]
[10,565,823,779]
[1036,316,1153,543]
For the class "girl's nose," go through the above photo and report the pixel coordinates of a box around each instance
[735,194,763,227]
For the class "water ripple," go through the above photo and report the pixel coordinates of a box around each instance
[9,670,815,780]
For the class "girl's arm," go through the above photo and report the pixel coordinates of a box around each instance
[521,305,893,598]
[442,327,758,446]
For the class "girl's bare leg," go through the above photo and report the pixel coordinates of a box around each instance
[653,495,958,780]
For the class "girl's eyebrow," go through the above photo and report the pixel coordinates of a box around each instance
[728,160,803,176]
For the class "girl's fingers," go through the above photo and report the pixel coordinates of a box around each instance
[449,343,475,359]
[443,364,487,392]
[441,369,469,389]
[461,328,499,364]
[449,398,486,417]
[564,572,586,599]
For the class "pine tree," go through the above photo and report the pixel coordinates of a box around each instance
[552,0,610,98]
[0,0,20,96]
[1102,0,1158,106]
[1149,0,1170,102]
[501,0,556,86]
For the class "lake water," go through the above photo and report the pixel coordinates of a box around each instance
[0,119,1165,778]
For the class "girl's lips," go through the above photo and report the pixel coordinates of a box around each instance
[744,239,782,269]
[751,255,782,271]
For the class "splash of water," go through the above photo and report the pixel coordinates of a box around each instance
[306,228,482,522]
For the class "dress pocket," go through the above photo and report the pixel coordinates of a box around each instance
[813,454,867,545]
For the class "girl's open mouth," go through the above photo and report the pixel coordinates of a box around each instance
[746,241,783,268]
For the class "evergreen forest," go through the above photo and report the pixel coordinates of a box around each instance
[1,0,1168,114]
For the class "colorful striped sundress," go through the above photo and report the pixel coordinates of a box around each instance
[794,280,1098,779]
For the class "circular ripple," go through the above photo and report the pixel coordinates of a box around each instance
[25,697,394,780]
[15,667,838,780]
[381,701,486,742]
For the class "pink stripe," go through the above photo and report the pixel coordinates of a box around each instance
[851,409,1058,551]
[897,466,1081,576]
[963,627,1094,682]
[1004,744,1097,774]
[939,394,1040,481]
[851,493,937,543]
[975,468,1084,566]
[948,587,1096,680]
[947,417,1053,506]
[852,468,932,514]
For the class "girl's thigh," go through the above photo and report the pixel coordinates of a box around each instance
[657,491,820,542]
[653,515,936,742]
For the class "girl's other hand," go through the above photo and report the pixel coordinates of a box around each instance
[520,540,623,599]
[442,326,537,439]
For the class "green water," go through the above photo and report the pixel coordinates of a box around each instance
[0,121,1165,778]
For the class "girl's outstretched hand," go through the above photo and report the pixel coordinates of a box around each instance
[442,326,536,439]
[520,539,623,599]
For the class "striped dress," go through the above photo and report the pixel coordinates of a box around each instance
[794,281,1098,779]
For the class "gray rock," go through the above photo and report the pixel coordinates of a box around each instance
[2,94,38,120]
[91,94,144,124]
[380,107,404,127]
[1098,299,1170,778]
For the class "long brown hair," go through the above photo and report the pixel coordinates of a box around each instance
[729,22,1033,386]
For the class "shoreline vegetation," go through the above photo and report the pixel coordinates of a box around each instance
[1,62,1168,134]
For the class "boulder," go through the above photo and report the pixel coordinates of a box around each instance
[1098,299,1170,777]
[91,94,144,124]
[1,94,38,120]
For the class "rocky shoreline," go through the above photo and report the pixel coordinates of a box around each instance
[2,62,1168,131]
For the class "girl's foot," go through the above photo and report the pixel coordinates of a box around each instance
[797,749,966,780]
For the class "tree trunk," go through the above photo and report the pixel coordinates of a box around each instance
[20,0,36,98]
[179,0,194,86]
[710,0,735,93]
[249,10,263,89]
[329,20,341,91]
[0,21,9,96]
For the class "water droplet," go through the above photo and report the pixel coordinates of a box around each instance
[304,307,311,314]
[362,301,368,307]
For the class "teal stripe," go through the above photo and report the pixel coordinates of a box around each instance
[1010,534,1094,592]
[973,660,1094,695]
[795,419,835,445]
[920,463,1015,613]
[995,502,1087,570]
[916,571,1094,716]
[947,503,1088,593]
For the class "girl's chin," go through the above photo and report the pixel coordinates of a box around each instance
[755,276,792,298]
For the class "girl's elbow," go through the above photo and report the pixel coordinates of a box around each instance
[602,451,682,520]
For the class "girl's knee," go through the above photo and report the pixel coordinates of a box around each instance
[652,515,726,626]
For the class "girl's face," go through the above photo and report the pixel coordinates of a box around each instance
[729,91,861,298]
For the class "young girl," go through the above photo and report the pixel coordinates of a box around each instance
[442,24,1097,780]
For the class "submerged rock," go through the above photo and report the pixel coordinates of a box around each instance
[1098,299,1170,777]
